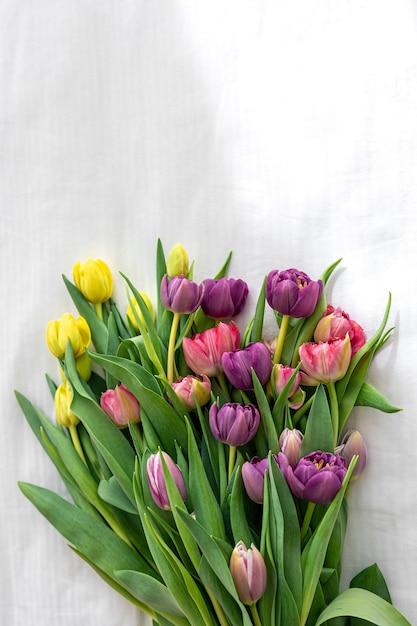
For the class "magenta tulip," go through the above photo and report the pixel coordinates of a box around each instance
[160,274,204,314]
[241,456,270,504]
[182,321,240,377]
[209,402,260,447]
[200,277,249,319]
[278,450,347,504]
[266,268,323,318]
[221,342,272,390]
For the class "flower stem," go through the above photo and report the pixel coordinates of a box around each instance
[207,589,229,626]
[327,381,339,447]
[273,314,290,364]
[94,302,103,321]
[228,445,237,482]
[217,371,230,400]
[300,501,316,542]
[167,312,181,384]
[292,393,314,426]
[69,424,87,466]
[250,603,262,626]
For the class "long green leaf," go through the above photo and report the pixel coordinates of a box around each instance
[314,588,412,625]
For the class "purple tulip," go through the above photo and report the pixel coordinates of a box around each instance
[230,541,267,605]
[221,342,273,390]
[278,450,347,504]
[160,274,204,314]
[336,429,367,481]
[266,268,323,318]
[146,451,187,510]
[242,456,270,503]
[200,277,249,319]
[209,402,260,447]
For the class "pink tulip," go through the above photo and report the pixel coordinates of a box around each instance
[229,541,267,605]
[100,383,140,428]
[182,321,240,377]
[298,334,352,384]
[279,428,303,468]
[314,305,366,356]
[170,375,211,409]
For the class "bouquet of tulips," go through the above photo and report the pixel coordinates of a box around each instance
[16,240,411,625]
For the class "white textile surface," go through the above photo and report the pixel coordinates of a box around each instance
[2,2,417,625]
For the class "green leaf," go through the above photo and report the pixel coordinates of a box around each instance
[299,384,334,457]
[98,476,138,514]
[314,588,412,625]
[115,570,189,625]
[230,466,256,547]
[18,482,157,581]
[249,276,267,344]
[355,382,401,413]
[350,563,392,613]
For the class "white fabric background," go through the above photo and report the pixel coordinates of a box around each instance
[2,1,417,624]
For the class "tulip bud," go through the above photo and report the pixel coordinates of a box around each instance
[146,451,187,510]
[229,541,267,605]
[200,277,249,319]
[222,342,272,390]
[126,292,156,332]
[209,402,260,447]
[100,383,140,428]
[55,382,79,427]
[242,456,270,504]
[279,428,303,468]
[183,321,240,377]
[170,375,211,409]
[166,243,189,278]
[266,268,323,318]
[160,274,204,314]
[336,429,367,481]
[46,312,91,359]
[272,364,305,409]
[73,258,113,303]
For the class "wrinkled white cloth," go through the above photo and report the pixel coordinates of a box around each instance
[2,1,417,624]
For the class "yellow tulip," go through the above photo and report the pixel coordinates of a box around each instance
[54,382,79,427]
[73,258,113,303]
[126,292,155,332]
[46,312,91,359]
[166,243,189,278]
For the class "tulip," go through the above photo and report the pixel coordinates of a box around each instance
[166,243,189,278]
[146,451,187,510]
[336,429,367,481]
[100,383,140,428]
[278,450,347,504]
[46,312,91,359]
[209,402,260,447]
[200,277,249,319]
[73,258,113,304]
[314,305,366,356]
[229,541,267,605]
[298,334,352,384]
[241,456,270,504]
[170,375,211,409]
[266,268,323,318]
[272,364,305,409]
[279,428,303,468]
[126,292,156,332]
[160,274,204,315]
[221,342,272,390]
[183,321,240,377]
[55,382,79,428]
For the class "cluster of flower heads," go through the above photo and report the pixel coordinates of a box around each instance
[45,244,369,607]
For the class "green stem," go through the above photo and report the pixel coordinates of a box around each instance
[207,589,229,626]
[131,421,144,453]
[94,302,103,321]
[228,445,237,482]
[273,314,290,364]
[94,500,134,547]
[69,424,87,466]
[327,381,339,447]
[300,501,316,542]
[217,371,230,400]
[292,393,315,426]
[167,312,181,384]
[249,603,263,626]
